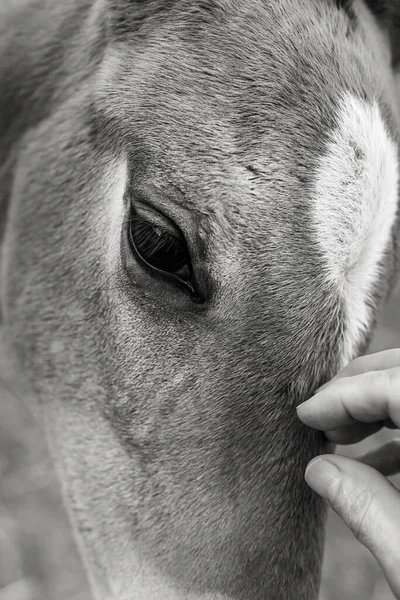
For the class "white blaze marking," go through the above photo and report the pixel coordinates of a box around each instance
[313,93,399,367]
[101,156,128,271]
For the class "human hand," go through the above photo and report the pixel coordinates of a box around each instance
[296,349,400,599]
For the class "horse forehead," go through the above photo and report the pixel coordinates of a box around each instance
[103,0,365,113]
[101,0,378,174]
[98,0,396,233]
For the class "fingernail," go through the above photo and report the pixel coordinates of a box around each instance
[304,458,341,500]
[296,400,308,411]
[296,384,329,411]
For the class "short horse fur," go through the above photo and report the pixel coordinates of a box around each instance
[1,1,400,599]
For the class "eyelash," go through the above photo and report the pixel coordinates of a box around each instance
[127,204,204,303]
[130,217,188,272]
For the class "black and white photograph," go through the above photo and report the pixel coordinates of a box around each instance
[0,1,400,599]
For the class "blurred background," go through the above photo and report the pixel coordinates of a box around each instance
[0,283,399,600]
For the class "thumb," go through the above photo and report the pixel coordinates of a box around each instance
[305,454,400,598]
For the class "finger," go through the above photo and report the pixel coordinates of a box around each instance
[305,454,400,598]
[296,368,400,430]
[358,438,400,477]
[318,349,400,390]
[325,418,398,444]
[325,421,383,445]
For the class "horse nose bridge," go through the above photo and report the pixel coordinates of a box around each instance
[198,260,344,408]
[200,309,291,398]
[206,266,309,357]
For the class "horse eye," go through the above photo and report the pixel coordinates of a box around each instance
[128,203,200,298]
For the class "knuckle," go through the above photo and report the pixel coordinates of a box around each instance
[328,473,344,508]
[334,384,356,422]
[347,486,379,547]
[386,367,400,392]
[386,369,400,410]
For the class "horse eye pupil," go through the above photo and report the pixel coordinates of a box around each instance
[129,211,190,276]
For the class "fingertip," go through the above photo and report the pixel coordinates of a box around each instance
[296,398,320,427]
[296,381,331,414]
[296,398,311,415]
[304,457,341,500]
